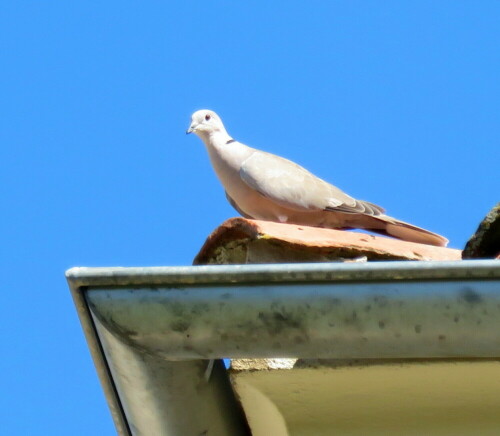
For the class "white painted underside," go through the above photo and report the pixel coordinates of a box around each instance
[231,359,500,436]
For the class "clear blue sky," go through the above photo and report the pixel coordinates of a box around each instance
[1,2,499,434]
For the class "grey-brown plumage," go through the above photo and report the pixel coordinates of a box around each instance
[187,109,448,247]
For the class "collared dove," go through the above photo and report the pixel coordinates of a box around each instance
[187,109,448,247]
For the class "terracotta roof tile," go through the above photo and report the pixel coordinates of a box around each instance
[194,218,461,265]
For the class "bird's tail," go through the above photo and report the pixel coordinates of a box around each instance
[369,215,448,247]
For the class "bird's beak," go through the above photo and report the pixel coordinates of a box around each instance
[186,123,197,134]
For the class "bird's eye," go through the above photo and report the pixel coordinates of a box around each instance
[205,114,211,121]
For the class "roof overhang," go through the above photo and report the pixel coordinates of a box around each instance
[67,260,500,435]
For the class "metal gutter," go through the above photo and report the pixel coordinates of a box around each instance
[67,260,500,435]
[66,260,500,287]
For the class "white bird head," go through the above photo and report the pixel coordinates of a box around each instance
[186,110,227,138]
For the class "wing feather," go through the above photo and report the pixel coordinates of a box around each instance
[239,151,384,216]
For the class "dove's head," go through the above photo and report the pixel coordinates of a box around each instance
[186,110,228,139]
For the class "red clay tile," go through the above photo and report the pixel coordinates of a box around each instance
[194,218,461,265]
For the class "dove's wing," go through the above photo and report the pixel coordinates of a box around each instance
[239,151,385,215]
